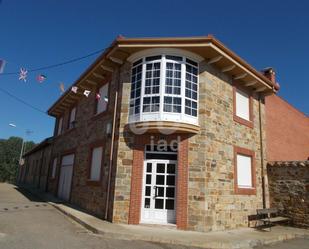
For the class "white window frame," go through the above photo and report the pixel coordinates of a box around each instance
[51,158,57,178]
[57,117,63,136]
[235,89,250,121]
[128,50,201,125]
[96,83,109,114]
[236,154,253,188]
[89,146,103,181]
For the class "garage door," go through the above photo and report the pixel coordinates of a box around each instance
[57,154,74,201]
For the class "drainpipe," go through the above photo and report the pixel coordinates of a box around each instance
[104,70,120,220]
[258,94,266,208]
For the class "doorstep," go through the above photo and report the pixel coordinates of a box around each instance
[19,184,309,249]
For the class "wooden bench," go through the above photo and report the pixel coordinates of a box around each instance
[254,208,291,231]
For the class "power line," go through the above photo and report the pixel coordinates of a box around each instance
[0,47,108,114]
[0,48,105,76]
[0,86,47,114]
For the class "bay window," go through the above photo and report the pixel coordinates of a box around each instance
[129,54,199,125]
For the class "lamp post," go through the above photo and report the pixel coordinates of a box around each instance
[9,123,33,182]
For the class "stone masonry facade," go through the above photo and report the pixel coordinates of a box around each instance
[20,36,282,233]
[113,60,267,232]
[267,161,309,228]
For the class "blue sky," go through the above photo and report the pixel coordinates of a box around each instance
[0,0,308,143]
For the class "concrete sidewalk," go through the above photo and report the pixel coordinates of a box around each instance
[19,184,309,249]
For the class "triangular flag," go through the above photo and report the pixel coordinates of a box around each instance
[0,59,6,74]
[59,83,65,93]
[36,74,47,83]
[71,86,78,93]
[95,93,101,100]
[84,90,91,97]
[19,68,28,82]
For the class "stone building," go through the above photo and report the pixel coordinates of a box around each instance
[19,137,53,191]
[21,35,282,232]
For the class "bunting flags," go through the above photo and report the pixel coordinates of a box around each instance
[71,86,78,93]
[0,59,6,73]
[36,74,47,83]
[19,68,28,82]
[95,93,101,100]
[83,90,91,97]
[59,82,65,93]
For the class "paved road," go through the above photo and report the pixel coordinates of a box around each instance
[254,238,309,249]
[0,183,195,249]
[0,183,308,249]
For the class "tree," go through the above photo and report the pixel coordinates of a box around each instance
[0,137,36,183]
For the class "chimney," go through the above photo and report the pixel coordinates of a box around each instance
[262,67,276,83]
[262,67,280,90]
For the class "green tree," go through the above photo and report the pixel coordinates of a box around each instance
[0,137,36,183]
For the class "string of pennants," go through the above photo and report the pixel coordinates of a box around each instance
[0,59,105,100]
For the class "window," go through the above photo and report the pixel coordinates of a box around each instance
[51,158,57,178]
[234,146,256,195]
[234,87,253,128]
[57,117,63,136]
[68,107,76,129]
[96,83,109,114]
[89,146,103,181]
[129,54,199,124]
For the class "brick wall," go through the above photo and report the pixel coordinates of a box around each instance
[267,161,309,227]
[265,94,309,161]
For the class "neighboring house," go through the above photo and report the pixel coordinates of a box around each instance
[265,92,309,161]
[21,35,283,232]
[19,137,53,191]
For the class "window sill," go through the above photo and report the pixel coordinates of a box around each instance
[233,115,254,129]
[235,187,256,195]
[86,180,102,186]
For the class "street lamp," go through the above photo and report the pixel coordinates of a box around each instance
[8,123,33,182]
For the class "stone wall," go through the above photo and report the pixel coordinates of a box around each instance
[48,71,119,218]
[113,58,267,232]
[186,61,267,232]
[21,143,52,192]
[267,161,309,228]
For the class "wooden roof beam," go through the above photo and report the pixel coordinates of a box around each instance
[255,86,267,92]
[100,65,114,72]
[86,79,98,86]
[234,73,247,80]
[109,56,123,65]
[208,55,223,64]
[221,65,236,73]
[245,80,258,87]
[93,72,105,79]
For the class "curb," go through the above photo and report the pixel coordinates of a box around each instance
[18,185,309,249]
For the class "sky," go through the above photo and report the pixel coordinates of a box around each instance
[0,0,308,143]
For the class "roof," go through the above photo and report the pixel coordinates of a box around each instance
[23,137,53,158]
[48,35,280,116]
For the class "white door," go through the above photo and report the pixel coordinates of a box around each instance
[58,154,74,201]
[141,160,177,224]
